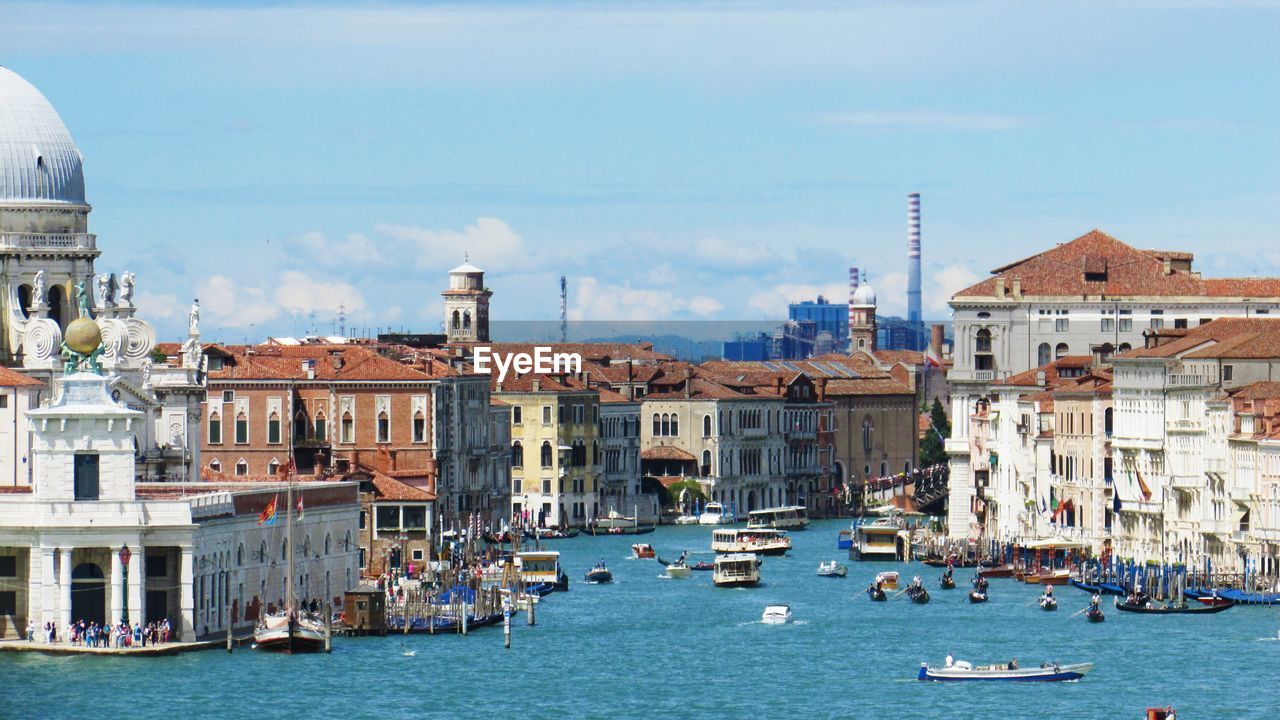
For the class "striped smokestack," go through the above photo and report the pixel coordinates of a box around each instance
[907,192,922,324]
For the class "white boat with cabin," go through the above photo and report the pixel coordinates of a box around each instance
[761,605,792,624]
[713,553,761,588]
[712,528,791,555]
[851,516,905,561]
[698,501,735,525]
[747,506,810,531]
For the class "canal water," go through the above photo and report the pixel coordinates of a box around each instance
[4,519,1277,719]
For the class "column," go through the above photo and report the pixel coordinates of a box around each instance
[179,547,195,642]
[109,548,122,627]
[58,548,72,634]
[127,544,144,626]
[27,546,45,632]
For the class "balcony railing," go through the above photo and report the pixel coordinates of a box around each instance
[1170,475,1203,491]
[0,232,96,251]
[974,370,995,381]
[1168,373,1210,387]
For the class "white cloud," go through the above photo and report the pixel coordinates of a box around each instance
[693,236,794,270]
[287,230,383,268]
[687,296,724,317]
[815,111,1033,131]
[198,276,278,330]
[274,271,366,316]
[375,218,534,273]
[927,264,982,313]
[570,277,726,321]
[133,291,184,320]
[747,282,849,317]
[873,272,908,317]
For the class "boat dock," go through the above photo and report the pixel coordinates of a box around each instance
[0,633,255,657]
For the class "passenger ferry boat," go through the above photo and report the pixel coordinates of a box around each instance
[698,501,735,525]
[713,553,761,588]
[711,528,791,556]
[746,506,810,531]
[850,517,904,561]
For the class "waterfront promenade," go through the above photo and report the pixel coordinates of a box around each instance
[3,519,1276,719]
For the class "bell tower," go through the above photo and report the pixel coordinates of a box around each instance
[849,271,877,353]
[442,258,491,343]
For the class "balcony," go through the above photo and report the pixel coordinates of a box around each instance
[1204,457,1227,474]
[0,232,96,252]
[1170,475,1203,492]
[974,370,995,382]
[1166,419,1200,433]
[1168,373,1210,387]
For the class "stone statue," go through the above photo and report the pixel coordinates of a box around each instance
[180,336,201,370]
[74,280,90,317]
[188,298,200,335]
[141,357,153,386]
[118,272,135,307]
[96,273,113,308]
[31,270,46,305]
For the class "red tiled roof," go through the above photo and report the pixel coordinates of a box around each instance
[994,356,1093,388]
[206,344,438,382]
[640,446,698,462]
[0,366,43,387]
[371,473,436,502]
[955,230,1280,300]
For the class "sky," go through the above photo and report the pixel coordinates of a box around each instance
[4,0,1279,343]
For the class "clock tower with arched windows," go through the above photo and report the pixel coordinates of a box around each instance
[442,260,491,343]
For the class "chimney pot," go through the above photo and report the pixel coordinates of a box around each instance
[994,278,1006,299]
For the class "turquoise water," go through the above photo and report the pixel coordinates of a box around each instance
[4,519,1277,719]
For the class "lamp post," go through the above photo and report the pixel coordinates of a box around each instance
[119,544,132,625]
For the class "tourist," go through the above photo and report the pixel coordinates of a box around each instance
[133,622,142,647]
[945,653,954,667]
[1008,658,1018,670]
[26,619,34,641]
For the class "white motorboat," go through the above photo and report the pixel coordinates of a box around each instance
[665,563,692,579]
[698,501,734,525]
[673,515,699,525]
[918,660,1094,682]
[711,528,791,555]
[761,605,792,624]
[713,553,761,588]
[816,561,848,578]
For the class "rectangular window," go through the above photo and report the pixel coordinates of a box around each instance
[558,405,566,423]
[0,395,7,409]
[0,591,15,616]
[359,511,366,530]
[74,454,100,501]
[573,404,584,424]
[341,416,354,443]
[207,356,224,371]
[513,478,522,494]
[208,417,222,444]
[359,548,367,569]
[1150,318,1164,330]
[1055,318,1069,332]
[0,556,15,576]
[1118,319,1133,332]
[267,417,281,444]
[542,406,552,424]
[412,417,426,443]
[1223,365,1234,382]
[411,549,424,562]
[403,506,427,530]
[542,479,552,494]
[1174,318,1188,329]
[221,390,234,403]
[513,406,522,424]
[376,506,400,531]
[315,417,326,441]
[1100,318,1114,332]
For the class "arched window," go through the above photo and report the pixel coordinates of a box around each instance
[209,459,221,473]
[1037,343,1051,367]
[703,414,712,437]
[235,412,248,444]
[376,411,390,443]
[340,411,354,443]
[541,441,553,468]
[293,410,308,442]
[267,459,280,477]
[512,441,523,468]
[660,413,671,437]
[451,310,461,329]
[208,411,222,444]
[412,410,426,443]
[702,450,712,476]
[974,328,993,371]
[1054,342,1069,360]
[235,459,247,476]
[267,411,281,444]
[463,310,471,329]
[314,411,326,441]
[1104,407,1113,436]
[862,417,874,452]
[670,414,679,436]
[652,413,660,436]
[237,544,244,566]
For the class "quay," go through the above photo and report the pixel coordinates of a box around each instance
[0,634,254,657]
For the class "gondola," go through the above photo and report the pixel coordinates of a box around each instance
[971,575,990,592]
[1114,599,1235,614]
[1039,595,1058,611]
[907,586,930,604]
[968,590,988,603]
[867,585,887,601]
[940,575,956,590]
[1086,605,1105,622]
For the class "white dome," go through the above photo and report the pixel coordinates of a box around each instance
[0,66,86,206]
[852,282,876,306]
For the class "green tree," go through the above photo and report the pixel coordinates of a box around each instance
[919,398,951,467]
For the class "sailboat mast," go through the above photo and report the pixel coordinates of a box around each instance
[287,463,295,611]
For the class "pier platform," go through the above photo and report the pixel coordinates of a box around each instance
[0,634,254,657]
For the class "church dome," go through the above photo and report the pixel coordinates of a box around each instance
[852,282,876,307]
[0,66,86,206]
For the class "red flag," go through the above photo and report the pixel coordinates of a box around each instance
[258,496,278,525]
[296,494,305,520]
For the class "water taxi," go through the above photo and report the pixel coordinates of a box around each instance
[713,553,761,588]
[746,506,810,531]
[917,660,1094,682]
[874,570,900,590]
[585,561,613,584]
[711,528,791,555]
[761,605,792,624]
[632,543,656,559]
[851,517,904,561]
[698,501,735,526]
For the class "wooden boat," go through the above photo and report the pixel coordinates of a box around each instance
[585,562,613,584]
[713,553,761,588]
[1195,595,1233,608]
[816,561,847,578]
[968,590,988,603]
[976,565,1016,578]
[1086,605,1105,622]
[867,585,887,601]
[632,543,656,559]
[923,557,979,568]
[255,464,327,653]
[1039,595,1058,611]
[535,528,580,540]
[689,561,715,572]
[907,586,930,604]
[1024,569,1072,585]
[1114,599,1235,614]
[917,660,1094,682]
[940,575,956,590]
[971,575,990,592]
[875,571,900,590]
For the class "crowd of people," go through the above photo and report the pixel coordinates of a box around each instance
[26,618,173,649]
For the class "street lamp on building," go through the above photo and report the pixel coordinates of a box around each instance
[119,544,132,625]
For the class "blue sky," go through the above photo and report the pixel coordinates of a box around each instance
[5,1,1279,342]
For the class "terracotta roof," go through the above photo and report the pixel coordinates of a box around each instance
[596,387,633,404]
[491,373,589,394]
[994,356,1093,388]
[822,377,914,396]
[371,472,436,502]
[643,377,756,401]
[872,350,925,366]
[640,446,698,462]
[955,230,1280,300]
[1120,319,1280,360]
[207,344,438,382]
[447,342,670,364]
[0,366,43,387]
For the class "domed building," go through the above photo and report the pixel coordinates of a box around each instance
[0,65,205,484]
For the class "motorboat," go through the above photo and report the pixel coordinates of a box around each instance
[761,605,792,624]
[713,553,761,588]
[1114,599,1235,614]
[665,562,692,579]
[587,509,656,536]
[917,660,1094,682]
[698,501,734,526]
[711,528,791,556]
[1195,593,1233,608]
[1039,595,1058,611]
[850,517,905,561]
[816,561,848,578]
[968,590,988,603]
[1023,568,1072,585]
[584,561,613,584]
[673,515,699,525]
[867,584,887,601]
[690,561,715,572]
[747,506,810,531]
[976,565,1016,578]
[632,543,656,559]
[837,529,853,550]
[875,571,900,590]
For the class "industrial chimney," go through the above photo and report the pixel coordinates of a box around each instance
[907,193,922,325]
